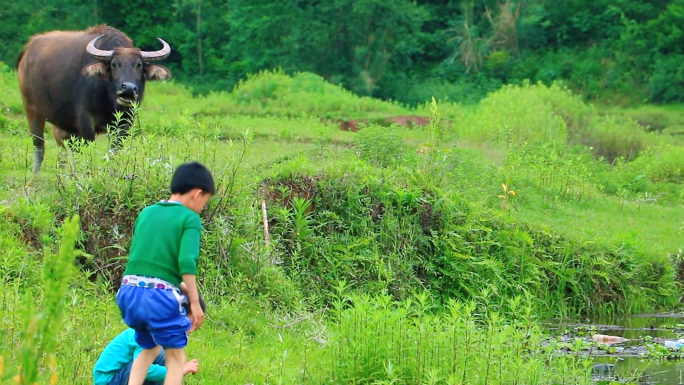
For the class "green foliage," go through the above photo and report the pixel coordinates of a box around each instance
[1,63,684,383]
[2,282,620,385]
[505,143,597,202]
[580,115,649,163]
[461,80,584,147]
[2,0,684,106]
[0,205,43,288]
[354,124,407,167]
[6,215,82,385]
[327,292,597,384]
[229,70,410,118]
[254,143,680,318]
[623,144,684,184]
[0,62,22,126]
[459,80,656,167]
[648,54,684,103]
[0,66,680,318]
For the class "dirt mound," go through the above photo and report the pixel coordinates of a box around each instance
[383,115,430,127]
[258,175,320,215]
[320,115,452,132]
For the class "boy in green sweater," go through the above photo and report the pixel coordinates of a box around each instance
[116,161,215,385]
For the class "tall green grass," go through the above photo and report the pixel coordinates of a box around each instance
[2,215,81,384]
[327,290,597,385]
[1,280,606,384]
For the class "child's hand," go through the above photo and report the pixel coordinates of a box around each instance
[189,301,204,331]
[184,359,199,375]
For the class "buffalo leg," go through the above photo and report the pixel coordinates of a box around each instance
[26,109,46,174]
[69,112,97,156]
[20,92,46,173]
[78,113,97,143]
[51,125,75,169]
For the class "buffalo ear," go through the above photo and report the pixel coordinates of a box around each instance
[145,65,172,81]
[82,62,109,78]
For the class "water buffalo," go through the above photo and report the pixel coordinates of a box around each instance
[16,25,172,173]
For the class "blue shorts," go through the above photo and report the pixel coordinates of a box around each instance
[116,282,192,350]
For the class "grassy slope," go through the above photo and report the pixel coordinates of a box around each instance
[1,63,684,384]
[1,69,682,296]
[516,196,684,260]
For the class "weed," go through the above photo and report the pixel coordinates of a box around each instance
[498,182,516,210]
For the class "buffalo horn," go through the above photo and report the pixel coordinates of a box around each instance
[86,35,114,61]
[140,38,171,62]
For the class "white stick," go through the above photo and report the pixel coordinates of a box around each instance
[261,200,270,247]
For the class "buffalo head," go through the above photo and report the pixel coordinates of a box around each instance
[82,35,172,108]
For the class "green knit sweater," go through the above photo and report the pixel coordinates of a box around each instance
[123,201,202,286]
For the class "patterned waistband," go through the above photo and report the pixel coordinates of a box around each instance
[121,275,180,293]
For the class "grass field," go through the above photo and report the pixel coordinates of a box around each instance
[1,62,684,384]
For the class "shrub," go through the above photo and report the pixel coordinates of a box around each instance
[460,80,590,148]
[577,115,649,164]
[354,124,408,168]
[624,144,684,184]
[458,79,654,166]
[504,143,598,202]
[230,69,410,118]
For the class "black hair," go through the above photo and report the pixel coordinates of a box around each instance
[170,161,216,195]
[182,291,207,315]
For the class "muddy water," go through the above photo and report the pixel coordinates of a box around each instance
[544,313,684,384]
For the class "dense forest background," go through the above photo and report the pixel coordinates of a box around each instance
[1,0,682,107]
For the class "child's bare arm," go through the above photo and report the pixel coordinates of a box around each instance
[183,274,204,330]
[182,274,199,305]
[178,215,202,328]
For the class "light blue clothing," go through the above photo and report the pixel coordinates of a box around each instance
[93,328,167,385]
[105,350,165,385]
